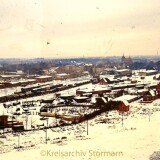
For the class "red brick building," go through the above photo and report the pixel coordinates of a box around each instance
[0,115,8,129]
[143,90,157,103]
[156,83,160,97]
[117,101,129,112]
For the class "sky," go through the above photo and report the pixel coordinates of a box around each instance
[0,0,160,58]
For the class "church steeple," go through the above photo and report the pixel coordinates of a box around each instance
[121,53,125,63]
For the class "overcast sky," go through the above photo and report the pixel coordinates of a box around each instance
[0,0,160,58]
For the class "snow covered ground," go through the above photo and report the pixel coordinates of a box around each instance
[0,98,160,160]
[0,74,160,160]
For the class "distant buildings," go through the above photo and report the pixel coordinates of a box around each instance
[35,75,53,83]
[138,69,158,76]
[116,69,132,76]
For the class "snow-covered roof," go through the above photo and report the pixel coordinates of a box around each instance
[18,79,36,83]
[74,96,88,100]
[85,63,92,66]
[9,82,19,84]
[0,75,21,78]
[150,90,155,96]
[17,70,24,74]
[116,69,131,72]
[104,68,115,71]
[0,105,8,115]
[78,86,111,93]
[137,88,148,93]
[35,75,52,79]
[114,95,137,102]
[56,73,69,76]
[100,75,116,81]
[146,70,158,73]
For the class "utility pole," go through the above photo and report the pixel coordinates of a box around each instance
[26,116,28,130]
[3,111,4,134]
[18,133,20,150]
[45,118,48,144]
[121,112,124,127]
[87,119,89,135]
[148,108,151,122]
[31,116,33,130]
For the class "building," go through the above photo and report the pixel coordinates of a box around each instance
[0,115,8,129]
[35,75,53,83]
[2,82,20,88]
[19,79,36,86]
[0,84,4,89]
[143,90,157,103]
[156,83,160,97]
[146,70,158,76]
[0,75,22,82]
[121,54,132,68]
[76,86,111,96]
[116,101,129,112]
[138,69,158,76]
[114,95,139,103]
[55,73,69,80]
[99,77,119,85]
[116,69,132,76]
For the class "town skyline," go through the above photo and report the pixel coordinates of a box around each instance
[1,0,160,58]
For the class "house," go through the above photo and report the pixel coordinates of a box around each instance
[156,83,160,97]
[99,76,119,85]
[143,90,157,103]
[99,78,108,85]
[0,115,8,129]
[116,101,129,112]
[0,104,24,129]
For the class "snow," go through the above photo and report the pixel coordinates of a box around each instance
[0,105,8,115]
[114,95,137,102]
[116,69,130,72]
[0,74,160,160]
[0,75,21,78]
[0,102,160,160]
[77,84,111,93]
[36,76,53,79]
[56,73,69,76]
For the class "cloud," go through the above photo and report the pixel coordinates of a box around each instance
[0,0,160,57]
